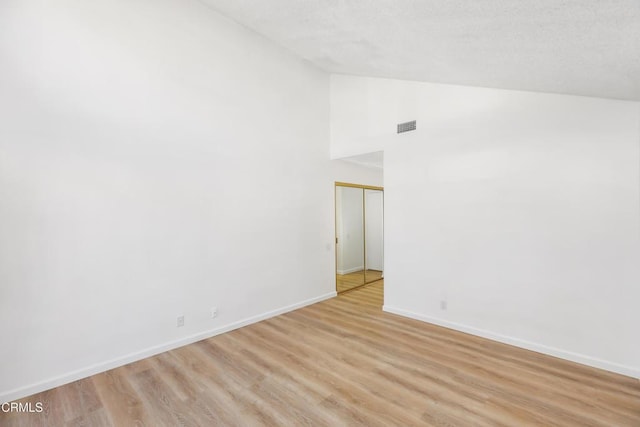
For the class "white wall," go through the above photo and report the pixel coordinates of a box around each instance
[0,0,342,402]
[331,74,640,378]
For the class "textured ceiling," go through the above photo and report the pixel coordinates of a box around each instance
[200,0,640,101]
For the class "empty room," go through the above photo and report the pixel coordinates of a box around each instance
[1,0,639,426]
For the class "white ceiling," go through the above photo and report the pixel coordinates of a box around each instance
[200,0,640,101]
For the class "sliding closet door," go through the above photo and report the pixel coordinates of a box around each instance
[335,183,384,293]
[335,186,365,292]
[365,189,383,283]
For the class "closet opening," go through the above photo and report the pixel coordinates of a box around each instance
[335,182,384,294]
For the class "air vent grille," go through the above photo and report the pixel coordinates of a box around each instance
[397,120,416,133]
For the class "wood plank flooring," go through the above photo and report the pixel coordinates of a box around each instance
[336,270,383,293]
[2,281,639,426]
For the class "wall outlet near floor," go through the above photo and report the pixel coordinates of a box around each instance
[177,315,185,327]
[440,300,447,310]
[211,307,218,318]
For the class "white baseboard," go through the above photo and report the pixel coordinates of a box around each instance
[383,305,640,380]
[1,291,337,403]
[337,266,364,275]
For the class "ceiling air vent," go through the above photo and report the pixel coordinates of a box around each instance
[397,120,416,134]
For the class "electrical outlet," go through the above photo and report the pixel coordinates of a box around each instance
[211,307,218,318]
[177,315,185,327]
[440,300,447,310]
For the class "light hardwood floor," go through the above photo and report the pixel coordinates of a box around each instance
[336,270,383,293]
[2,281,639,426]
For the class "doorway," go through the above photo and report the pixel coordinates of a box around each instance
[335,182,384,293]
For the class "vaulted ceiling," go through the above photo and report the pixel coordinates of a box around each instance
[200,0,640,101]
